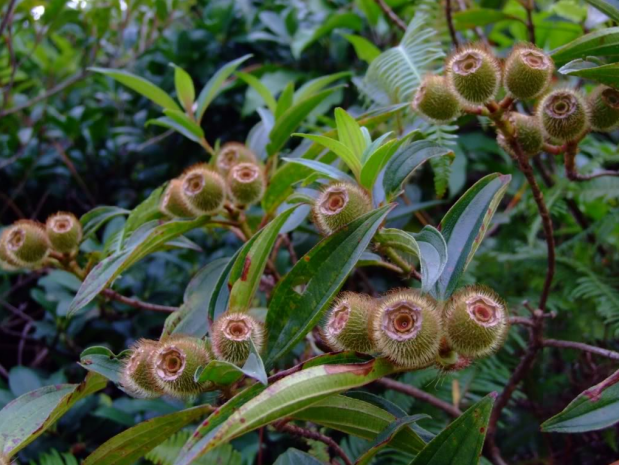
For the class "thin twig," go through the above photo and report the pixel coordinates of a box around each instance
[583,368,619,401]
[543,339,619,361]
[377,378,462,418]
[102,289,178,313]
[0,0,17,39]
[275,421,352,465]
[445,0,460,47]
[523,0,536,44]
[374,0,407,31]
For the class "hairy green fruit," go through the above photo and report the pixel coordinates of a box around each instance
[588,85,619,132]
[312,183,372,235]
[216,142,257,176]
[120,339,163,399]
[538,89,589,142]
[446,45,501,105]
[45,212,82,254]
[498,113,544,158]
[180,164,226,215]
[211,313,265,366]
[504,45,553,100]
[227,162,265,206]
[444,285,509,359]
[1,220,49,268]
[413,75,461,123]
[370,290,441,368]
[0,228,21,271]
[160,179,195,218]
[151,335,214,398]
[322,292,376,354]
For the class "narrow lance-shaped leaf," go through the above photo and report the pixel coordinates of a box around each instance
[80,206,130,239]
[0,373,107,458]
[83,405,213,465]
[236,71,277,113]
[558,60,619,89]
[195,340,267,386]
[171,64,195,113]
[551,27,619,65]
[412,393,495,465]
[79,346,131,383]
[89,67,180,111]
[334,107,366,161]
[432,173,511,300]
[264,206,392,367]
[282,158,355,183]
[293,133,361,178]
[294,71,352,102]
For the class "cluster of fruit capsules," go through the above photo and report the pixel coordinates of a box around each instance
[0,212,82,271]
[322,286,509,370]
[120,312,265,399]
[159,142,266,219]
[412,42,619,156]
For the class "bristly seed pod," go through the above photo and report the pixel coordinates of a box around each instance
[446,44,501,105]
[227,162,265,206]
[322,292,376,354]
[504,44,553,100]
[413,75,461,123]
[312,183,372,235]
[216,142,257,176]
[370,290,441,368]
[120,339,163,399]
[1,220,49,268]
[538,89,589,142]
[211,313,265,366]
[160,179,195,218]
[151,335,214,398]
[444,285,509,359]
[180,164,226,215]
[46,212,82,254]
[0,228,21,271]
[498,113,544,159]
[588,85,619,132]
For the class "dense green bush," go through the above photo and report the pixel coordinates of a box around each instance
[1,0,618,464]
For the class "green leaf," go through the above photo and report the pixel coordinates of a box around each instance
[293,394,426,455]
[334,107,367,161]
[292,12,363,58]
[79,346,130,383]
[342,34,381,64]
[147,111,204,144]
[171,64,195,113]
[89,67,180,111]
[83,405,213,465]
[162,258,231,338]
[68,217,210,316]
[551,28,619,65]
[275,448,324,465]
[282,158,355,183]
[267,88,339,156]
[412,394,494,464]
[432,173,510,300]
[294,72,352,103]
[453,8,522,30]
[275,82,295,120]
[264,206,392,367]
[227,207,297,313]
[356,414,430,464]
[541,378,619,433]
[178,359,397,462]
[360,137,407,190]
[382,141,455,201]
[0,373,107,458]
[195,340,267,386]
[80,206,129,239]
[123,185,165,240]
[582,0,619,22]
[163,109,204,139]
[236,71,277,113]
[558,60,619,88]
[195,54,252,122]
[294,133,361,178]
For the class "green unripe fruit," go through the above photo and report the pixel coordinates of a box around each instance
[312,183,372,235]
[120,339,163,399]
[499,113,544,159]
[227,163,265,206]
[538,89,589,142]
[0,228,21,271]
[444,285,509,359]
[160,179,195,218]
[211,313,265,366]
[180,164,226,215]
[446,45,501,105]
[216,142,257,176]
[45,212,82,254]
[322,292,376,354]
[504,45,553,100]
[151,335,214,398]
[413,75,461,123]
[370,290,441,368]
[1,220,49,268]
[588,85,619,132]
